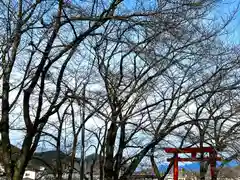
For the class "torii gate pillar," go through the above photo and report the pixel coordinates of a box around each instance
[173,154,178,180]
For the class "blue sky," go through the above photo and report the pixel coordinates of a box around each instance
[121,0,240,44]
[215,0,240,44]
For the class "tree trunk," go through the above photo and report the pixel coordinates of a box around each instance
[199,131,207,180]
[1,67,13,179]
[104,122,118,180]
[114,119,125,180]
[80,85,86,180]
[12,133,35,180]
[68,136,78,180]
[57,121,63,180]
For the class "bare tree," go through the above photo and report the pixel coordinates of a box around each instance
[76,1,240,180]
[0,1,239,180]
[0,0,144,179]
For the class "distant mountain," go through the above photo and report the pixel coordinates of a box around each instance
[158,163,200,172]
[0,143,80,172]
[29,150,84,173]
[0,143,97,172]
[158,160,239,172]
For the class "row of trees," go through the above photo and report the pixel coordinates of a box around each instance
[0,0,240,180]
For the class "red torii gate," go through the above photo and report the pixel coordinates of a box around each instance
[164,147,221,180]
